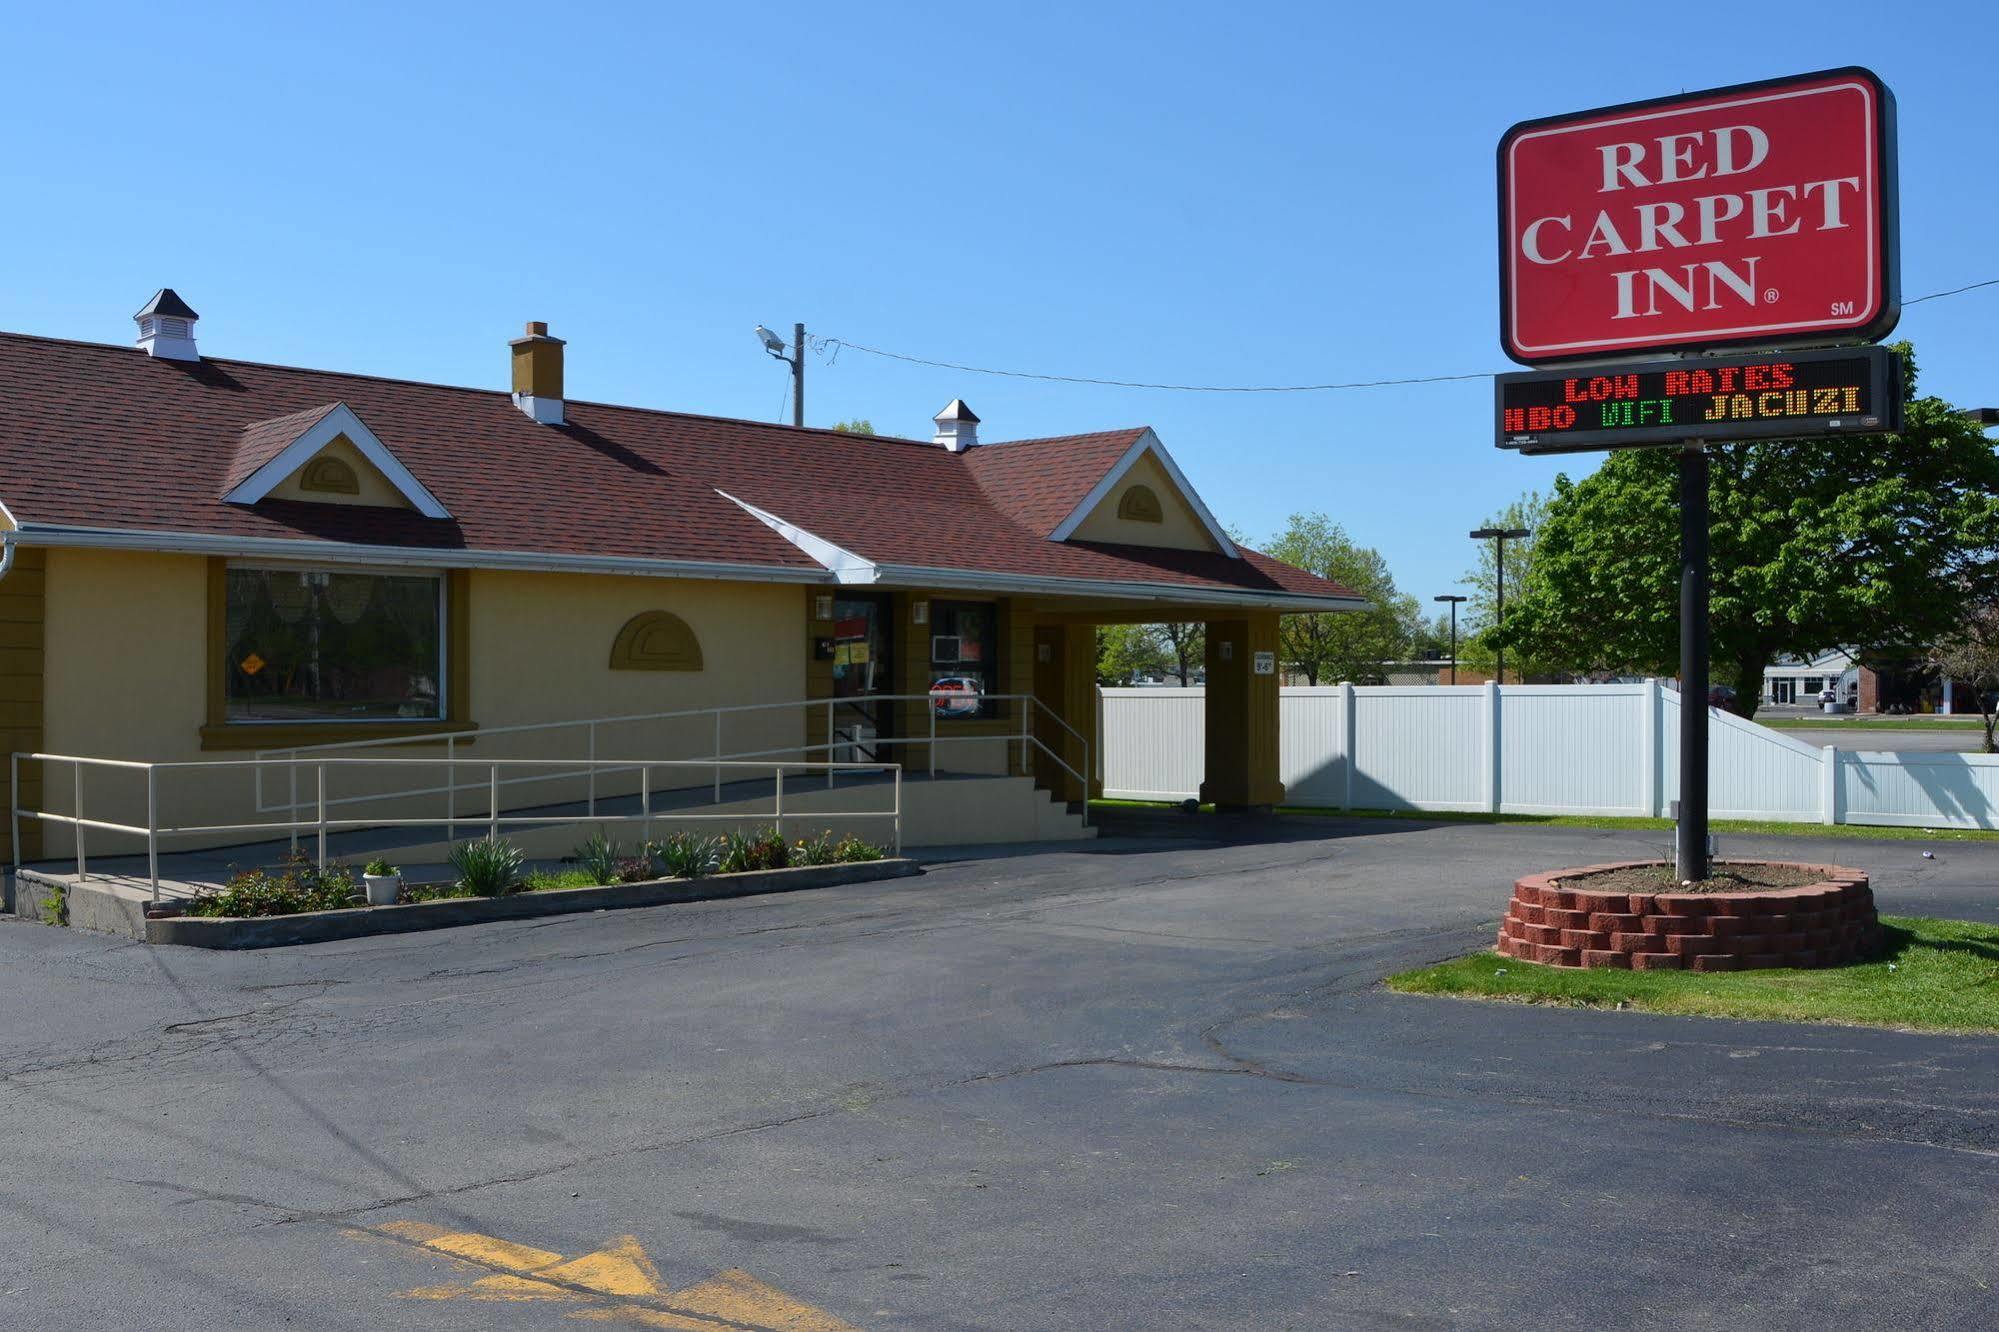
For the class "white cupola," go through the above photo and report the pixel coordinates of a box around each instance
[932,399,980,452]
[134,288,200,361]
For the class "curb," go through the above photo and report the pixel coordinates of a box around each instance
[141,858,923,950]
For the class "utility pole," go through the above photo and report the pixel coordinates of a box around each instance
[1677,446,1711,881]
[1469,527,1530,684]
[1434,594,1467,686]
[754,322,806,427]
[791,322,804,428]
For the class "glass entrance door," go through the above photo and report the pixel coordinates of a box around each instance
[1771,678,1795,706]
[830,595,893,761]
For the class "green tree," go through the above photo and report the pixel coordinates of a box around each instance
[1261,512,1419,685]
[1096,623,1169,685]
[1501,344,1999,718]
[832,419,876,435]
[1158,622,1206,685]
[1928,604,1999,753]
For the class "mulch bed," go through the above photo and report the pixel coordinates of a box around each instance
[1552,862,1824,895]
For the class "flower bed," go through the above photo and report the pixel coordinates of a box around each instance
[185,828,891,920]
[1495,860,1878,971]
[152,854,919,949]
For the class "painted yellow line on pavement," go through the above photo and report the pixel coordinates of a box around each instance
[663,1268,864,1331]
[355,1222,861,1330]
[382,1219,567,1274]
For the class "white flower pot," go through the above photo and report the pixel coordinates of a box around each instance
[363,873,402,907]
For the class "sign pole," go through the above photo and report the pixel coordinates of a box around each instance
[1676,444,1710,881]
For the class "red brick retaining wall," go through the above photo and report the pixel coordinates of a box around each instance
[1495,861,1878,971]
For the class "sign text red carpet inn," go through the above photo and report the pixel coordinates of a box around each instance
[1498,68,1898,365]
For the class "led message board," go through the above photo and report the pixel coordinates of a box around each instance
[1498,68,1898,365]
[1495,346,1901,454]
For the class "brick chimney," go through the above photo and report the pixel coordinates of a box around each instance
[509,321,566,425]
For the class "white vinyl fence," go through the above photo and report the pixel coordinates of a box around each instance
[1100,682,1999,830]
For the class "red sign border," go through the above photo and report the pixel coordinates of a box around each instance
[1497,67,1900,367]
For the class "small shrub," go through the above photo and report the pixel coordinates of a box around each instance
[188,853,357,918]
[792,831,838,867]
[41,881,69,926]
[403,881,477,903]
[833,835,887,864]
[614,856,657,884]
[521,869,596,892]
[363,858,396,878]
[657,831,719,879]
[719,825,789,874]
[573,833,623,886]
[448,837,525,897]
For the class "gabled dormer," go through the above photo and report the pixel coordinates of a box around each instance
[221,402,449,517]
[1048,429,1237,555]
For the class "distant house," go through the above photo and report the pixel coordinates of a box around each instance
[1763,650,1861,709]
[1765,650,1980,715]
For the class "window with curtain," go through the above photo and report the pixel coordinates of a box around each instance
[224,567,443,721]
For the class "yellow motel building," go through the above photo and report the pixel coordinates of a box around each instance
[0,292,1361,880]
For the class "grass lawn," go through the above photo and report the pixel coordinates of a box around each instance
[1386,915,1999,1034]
[1089,798,1999,844]
[1761,717,1988,733]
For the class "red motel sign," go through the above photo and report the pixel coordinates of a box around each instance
[1498,68,1898,365]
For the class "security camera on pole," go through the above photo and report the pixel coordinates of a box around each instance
[1492,68,1901,882]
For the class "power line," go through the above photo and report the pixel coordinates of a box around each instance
[811,277,1998,393]
[810,336,1489,393]
[1905,276,1999,306]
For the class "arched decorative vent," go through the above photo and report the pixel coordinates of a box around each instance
[1117,484,1164,523]
[299,455,361,496]
[609,611,704,672]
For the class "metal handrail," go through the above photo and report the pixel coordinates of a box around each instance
[12,753,902,906]
[252,688,1093,827]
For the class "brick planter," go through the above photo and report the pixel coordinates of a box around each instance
[1495,861,1878,972]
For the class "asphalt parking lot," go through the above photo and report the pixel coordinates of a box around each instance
[2,818,1995,1330]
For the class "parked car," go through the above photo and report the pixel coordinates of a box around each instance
[1707,684,1737,710]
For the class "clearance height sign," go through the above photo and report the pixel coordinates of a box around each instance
[1498,68,1898,365]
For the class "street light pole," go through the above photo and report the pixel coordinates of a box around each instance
[754,322,807,427]
[1434,594,1467,686]
[791,322,805,428]
[1469,527,1531,685]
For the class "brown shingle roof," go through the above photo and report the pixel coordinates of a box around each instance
[224,402,342,492]
[0,332,1358,606]
[963,429,1146,537]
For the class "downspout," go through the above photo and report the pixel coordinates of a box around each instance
[0,530,15,583]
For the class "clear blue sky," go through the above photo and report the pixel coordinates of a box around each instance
[7,2,1995,601]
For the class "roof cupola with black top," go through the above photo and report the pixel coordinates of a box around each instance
[932,399,979,452]
[134,288,199,361]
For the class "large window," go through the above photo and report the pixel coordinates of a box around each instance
[929,600,1000,719]
[224,567,443,722]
